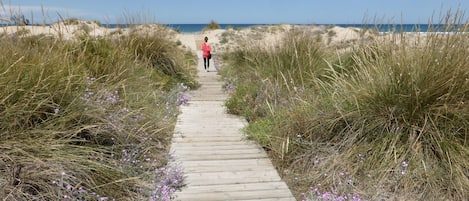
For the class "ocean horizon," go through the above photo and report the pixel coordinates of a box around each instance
[161,23,447,33]
[0,23,458,33]
[99,23,466,33]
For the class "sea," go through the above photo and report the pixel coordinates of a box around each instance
[0,23,457,33]
[160,24,448,33]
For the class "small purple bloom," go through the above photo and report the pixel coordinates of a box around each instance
[402,161,408,168]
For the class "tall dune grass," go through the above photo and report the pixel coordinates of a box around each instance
[220,12,468,200]
[223,29,331,122]
[0,23,196,200]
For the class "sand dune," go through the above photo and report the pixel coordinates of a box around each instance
[1,21,382,53]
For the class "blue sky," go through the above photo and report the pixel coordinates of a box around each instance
[1,0,468,24]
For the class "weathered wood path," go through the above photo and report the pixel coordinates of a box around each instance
[170,48,296,201]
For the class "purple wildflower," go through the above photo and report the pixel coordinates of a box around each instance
[401,161,408,168]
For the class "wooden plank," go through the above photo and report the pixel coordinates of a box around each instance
[174,152,268,161]
[235,198,297,201]
[173,131,245,138]
[173,134,245,139]
[176,121,243,125]
[171,144,259,151]
[175,189,295,201]
[175,124,244,129]
[173,147,268,161]
[184,170,282,186]
[173,133,244,138]
[179,108,227,112]
[177,181,290,193]
[180,164,275,173]
[174,131,243,136]
[177,113,230,118]
[173,148,264,155]
[174,128,244,135]
[175,132,244,137]
[176,119,241,124]
[172,136,245,143]
[171,141,256,147]
[180,101,226,106]
[176,120,243,125]
[176,159,274,168]
[190,96,228,101]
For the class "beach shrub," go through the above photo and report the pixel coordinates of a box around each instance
[317,26,469,200]
[126,30,199,89]
[14,28,31,36]
[222,29,330,122]
[202,20,221,32]
[219,37,229,44]
[60,18,81,25]
[55,18,102,27]
[220,12,468,200]
[0,23,195,200]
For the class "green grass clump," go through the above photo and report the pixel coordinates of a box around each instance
[0,23,197,200]
[318,25,469,199]
[126,30,199,89]
[53,18,102,27]
[202,20,221,32]
[222,29,330,122]
[220,13,468,200]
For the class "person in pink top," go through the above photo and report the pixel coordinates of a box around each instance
[201,36,211,72]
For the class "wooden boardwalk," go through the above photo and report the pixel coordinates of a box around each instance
[170,51,296,201]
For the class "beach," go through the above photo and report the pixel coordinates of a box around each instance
[1,21,381,53]
[2,20,466,200]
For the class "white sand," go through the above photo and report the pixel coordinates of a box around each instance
[1,21,117,39]
[1,21,381,53]
[181,24,378,54]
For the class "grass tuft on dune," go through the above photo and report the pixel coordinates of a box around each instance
[0,22,197,200]
[220,11,468,200]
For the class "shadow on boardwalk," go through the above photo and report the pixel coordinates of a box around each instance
[170,51,296,201]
